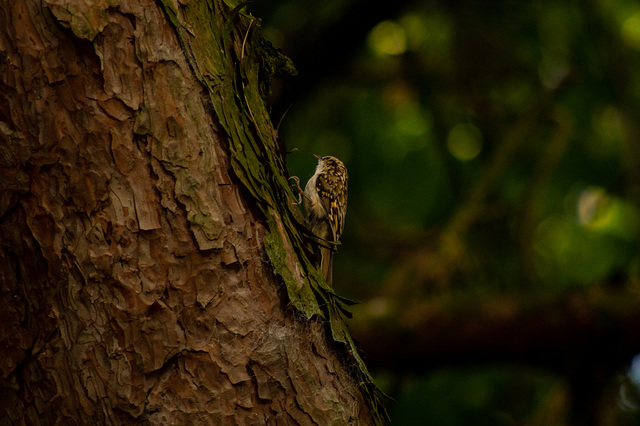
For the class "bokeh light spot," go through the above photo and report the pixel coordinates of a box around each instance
[534,214,572,261]
[538,55,570,89]
[576,186,640,239]
[368,21,407,56]
[577,186,610,227]
[622,12,640,50]
[396,105,429,137]
[592,105,623,157]
[447,123,482,160]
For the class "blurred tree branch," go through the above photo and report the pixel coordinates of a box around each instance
[518,108,574,286]
[351,280,640,425]
[351,283,640,372]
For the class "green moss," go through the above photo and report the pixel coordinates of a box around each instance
[263,229,321,318]
[158,1,389,423]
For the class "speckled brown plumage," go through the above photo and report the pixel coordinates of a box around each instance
[303,154,348,286]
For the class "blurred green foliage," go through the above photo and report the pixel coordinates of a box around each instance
[252,0,640,424]
[391,367,560,426]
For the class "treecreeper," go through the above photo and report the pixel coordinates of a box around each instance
[303,154,348,287]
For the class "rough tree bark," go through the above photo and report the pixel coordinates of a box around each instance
[0,1,384,424]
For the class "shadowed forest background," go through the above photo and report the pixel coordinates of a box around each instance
[252,0,640,424]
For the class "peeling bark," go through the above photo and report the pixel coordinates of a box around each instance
[0,1,376,424]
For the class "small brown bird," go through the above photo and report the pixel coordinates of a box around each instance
[303,154,348,287]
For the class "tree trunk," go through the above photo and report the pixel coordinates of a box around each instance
[0,1,383,424]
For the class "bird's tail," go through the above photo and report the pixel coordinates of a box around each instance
[320,246,334,287]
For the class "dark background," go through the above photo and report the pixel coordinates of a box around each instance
[251,1,640,424]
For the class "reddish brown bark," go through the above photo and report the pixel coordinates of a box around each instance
[0,1,374,424]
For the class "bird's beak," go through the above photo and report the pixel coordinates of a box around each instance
[312,153,322,160]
